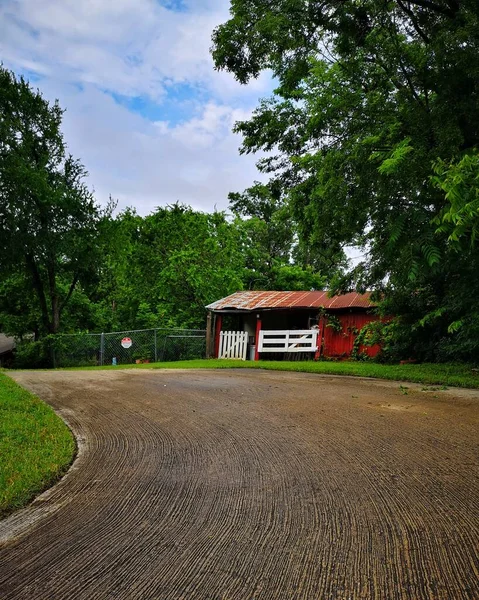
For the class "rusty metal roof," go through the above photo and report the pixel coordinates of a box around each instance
[206,291,376,311]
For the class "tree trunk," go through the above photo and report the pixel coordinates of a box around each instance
[26,253,52,334]
[47,256,59,334]
[51,295,60,334]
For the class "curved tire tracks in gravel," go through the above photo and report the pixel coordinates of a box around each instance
[0,369,478,599]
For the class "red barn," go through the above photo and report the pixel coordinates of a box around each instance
[206,290,380,361]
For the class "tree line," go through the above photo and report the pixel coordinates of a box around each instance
[0,67,343,353]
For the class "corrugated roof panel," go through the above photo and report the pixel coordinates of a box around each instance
[206,290,375,311]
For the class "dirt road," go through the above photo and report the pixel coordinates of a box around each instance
[1,369,478,599]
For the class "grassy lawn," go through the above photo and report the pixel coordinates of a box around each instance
[0,372,76,518]
[66,359,479,389]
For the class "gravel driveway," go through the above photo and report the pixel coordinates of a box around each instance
[1,369,478,599]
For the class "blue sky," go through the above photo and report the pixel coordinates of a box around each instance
[0,0,273,215]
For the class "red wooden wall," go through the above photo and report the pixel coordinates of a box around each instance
[322,312,381,358]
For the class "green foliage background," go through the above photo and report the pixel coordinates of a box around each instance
[3,0,479,369]
[211,0,479,363]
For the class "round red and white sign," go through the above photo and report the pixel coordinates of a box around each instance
[121,337,132,349]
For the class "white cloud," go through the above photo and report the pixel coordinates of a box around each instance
[0,0,270,102]
[0,0,271,215]
[40,81,264,214]
[171,103,252,148]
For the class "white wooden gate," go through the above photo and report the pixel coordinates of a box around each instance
[258,330,318,353]
[218,331,248,360]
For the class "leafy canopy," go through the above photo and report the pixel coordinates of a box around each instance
[212,0,479,360]
[0,67,108,336]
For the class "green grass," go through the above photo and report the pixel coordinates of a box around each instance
[64,359,479,389]
[0,372,76,518]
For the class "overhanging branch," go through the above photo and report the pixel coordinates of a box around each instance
[59,273,79,316]
[403,0,458,17]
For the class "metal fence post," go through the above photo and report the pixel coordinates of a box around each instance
[154,329,158,363]
[206,312,212,358]
[100,332,105,366]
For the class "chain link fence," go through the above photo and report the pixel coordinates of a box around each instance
[52,328,206,368]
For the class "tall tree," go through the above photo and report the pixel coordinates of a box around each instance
[229,181,344,289]
[98,204,245,329]
[212,1,479,359]
[0,67,106,336]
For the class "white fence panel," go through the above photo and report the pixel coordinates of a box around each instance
[219,331,248,360]
[258,330,318,353]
